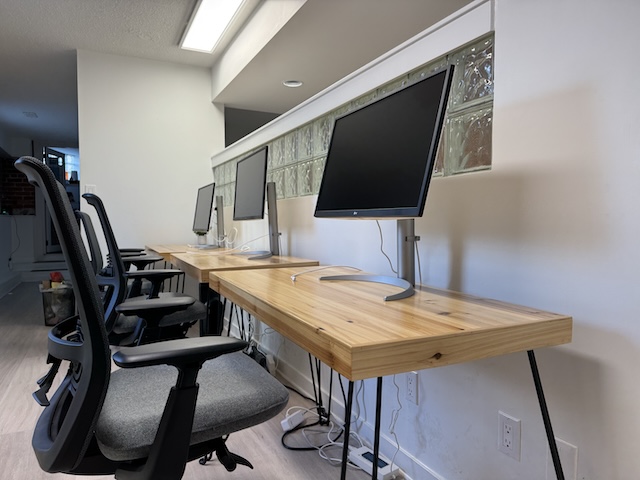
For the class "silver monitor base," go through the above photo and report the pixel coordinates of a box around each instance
[319,274,414,301]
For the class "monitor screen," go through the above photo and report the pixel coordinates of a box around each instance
[192,182,215,234]
[233,146,268,221]
[314,65,454,218]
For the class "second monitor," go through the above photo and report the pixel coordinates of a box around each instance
[233,146,279,258]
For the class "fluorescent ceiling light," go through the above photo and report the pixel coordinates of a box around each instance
[181,0,246,53]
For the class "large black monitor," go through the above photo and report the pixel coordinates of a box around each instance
[315,65,454,219]
[313,65,454,300]
[233,147,268,221]
[232,146,280,258]
[192,182,215,235]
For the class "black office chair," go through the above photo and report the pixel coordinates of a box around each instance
[76,195,205,346]
[76,210,175,298]
[15,156,289,480]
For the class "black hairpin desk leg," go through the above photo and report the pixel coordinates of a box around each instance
[340,378,384,480]
[199,283,223,336]
[528,350,565,480]
[372,377,383,480]
[341,381,355,480]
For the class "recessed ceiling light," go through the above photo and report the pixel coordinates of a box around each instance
[283,80,303,88]
[180,0,246,53]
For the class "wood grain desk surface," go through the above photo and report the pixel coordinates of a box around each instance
[210,267,572,381]
[145,244,190,262]
[170,250,319,283]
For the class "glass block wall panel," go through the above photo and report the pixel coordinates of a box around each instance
[297,123,314,160]
[270,137,285,169]
[297,160,314,196]
[433,121,447,176]
[313,116,334,157]
[284,164,298,198]
[377,77,408,98]
[408,58,449,85]
[448,106,493,173]
[312,156,325,194]
[222,184,233,206]
[268,168,286,200]
[213,33,494,207]
[451,36,494,108]
[284,131,298,165]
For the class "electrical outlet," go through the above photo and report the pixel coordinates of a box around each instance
[498,411,521,460]
[406,371,418,404]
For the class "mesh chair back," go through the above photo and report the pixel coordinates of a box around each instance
[15,156,111,473]
[81,193,129,332]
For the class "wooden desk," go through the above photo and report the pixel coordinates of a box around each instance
[145,244,189,262]
[210,266,572,479]
[171,250,319,335]
[170,251,319,283]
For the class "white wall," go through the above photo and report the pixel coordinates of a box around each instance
[214,1,640,478]
[76,50,224,252]
[0,216,19,297]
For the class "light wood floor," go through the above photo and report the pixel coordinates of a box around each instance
[0,283,369,480]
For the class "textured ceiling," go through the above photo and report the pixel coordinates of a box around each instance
[0,0,472,148]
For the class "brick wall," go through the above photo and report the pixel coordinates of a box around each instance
[0,157,35,214]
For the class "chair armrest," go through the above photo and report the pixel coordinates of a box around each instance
[125,269,182,280]
[126,268,184,297]
[115,296,194,325]
[120,247,145,253]
[112,337,248,369]
[122,253,163,269]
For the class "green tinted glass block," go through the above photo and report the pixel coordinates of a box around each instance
[408,58,448,85]
[284,132,298,165]
[312,156,326,194]
[332,103,352,119]
[449,106,492,173]
[297,160,313,196]
[377,76,408,97]
[451,36,494,108]
[352,90,378,110]
[227,159,236,183]
[433,120,447,176]
[213,165,223,185]
[284,164,298,198]
[223,184,234,207]
[313,116,334,156]
[297,123,314,160]
[270,137,285,169]
[268,168,285,200]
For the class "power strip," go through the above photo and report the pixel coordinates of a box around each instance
[280,410,305,432]
[348,446,402,480]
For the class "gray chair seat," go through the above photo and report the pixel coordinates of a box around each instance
[96,352,288,462]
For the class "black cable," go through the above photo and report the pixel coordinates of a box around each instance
[284,384,315,403]
[281,419,322,451]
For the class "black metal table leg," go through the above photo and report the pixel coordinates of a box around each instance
[372,377,383,480]
[528,350,565,480]
[198,282,223,336]
[341,381,355,480]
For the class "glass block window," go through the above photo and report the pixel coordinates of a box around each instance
[214,34,494,205]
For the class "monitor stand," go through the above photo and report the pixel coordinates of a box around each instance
[236,250,272,260]
[235,182,280,261]
[319,219,417,301]
[188,233,219,250]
